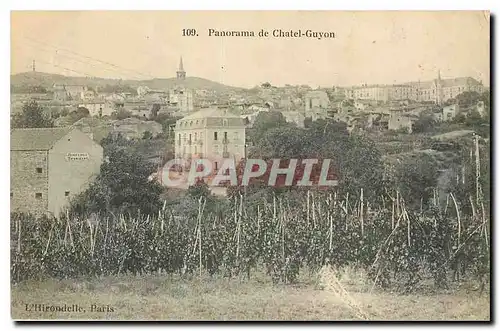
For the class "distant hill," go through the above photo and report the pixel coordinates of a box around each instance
[10,72,245,93]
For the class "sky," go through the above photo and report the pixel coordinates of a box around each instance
[11,11,490,88]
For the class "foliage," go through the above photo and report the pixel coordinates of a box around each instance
[11,84,48,94]
[66,107,90,124]
[11,192,490,293]
[386,153,439,208]
[413,110,437,133]
[152,113,181,136]
[69,141,163,217]
[11,100,54,128]
[248,117,383,202]
[98,84,136,95]
[453,91,481,108]
[248,111,292,145]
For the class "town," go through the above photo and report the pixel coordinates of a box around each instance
[9,11,490,322]
[10,56,490,216]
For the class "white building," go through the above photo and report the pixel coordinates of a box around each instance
[443,104,460,121]
[174,108,246,171]
[169,87,194,114]
[77,101,114,117]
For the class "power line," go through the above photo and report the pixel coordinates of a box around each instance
[16,40,146,80]
[21,35,156,80]
[12,44,97,79]
[35,59,97,78]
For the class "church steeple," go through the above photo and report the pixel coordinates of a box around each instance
[177,56,186,80]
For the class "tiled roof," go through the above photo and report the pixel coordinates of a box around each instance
[181,108,241,120]
[11,127,72,151]
[305,90,329,98]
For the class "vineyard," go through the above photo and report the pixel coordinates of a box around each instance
[11,190,490,293]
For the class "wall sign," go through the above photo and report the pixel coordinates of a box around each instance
[65,153,89,161]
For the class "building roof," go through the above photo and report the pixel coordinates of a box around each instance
[113,117,143,125]
[441,77,482,88]
[72,117,109,128]
[305,90,329,98]
[181,107,241,120]
[11,127,73,151]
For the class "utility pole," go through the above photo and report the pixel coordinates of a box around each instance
[474,132,481,205]
[244,143,248,197]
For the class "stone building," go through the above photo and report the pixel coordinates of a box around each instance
[442,104,460,121]
[52,84,92,101]
[111,118,163,140]
[174,107,246,171]
[344,72,484,105]
[10,127,103,216]
[388,113,417,133]
[304,90,330,120]
[169,86,194,114]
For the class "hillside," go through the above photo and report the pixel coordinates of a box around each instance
[10,72,244,93]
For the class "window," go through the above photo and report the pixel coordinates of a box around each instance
[224,132,228,140]
[35,193,42,199]
[214,161,219,170]
[36,167,42,173]
[65,191,70,197]
[214,132,218,140]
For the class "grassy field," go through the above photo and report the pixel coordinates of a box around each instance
[11,268,490,321]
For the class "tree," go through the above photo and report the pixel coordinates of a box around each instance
[455,91,481,108]
[98,84,136,95]
[70,145,163,216]
[142,131,153,140]
[334,133,384,201]
[480,91,490,110]
[243,116,383,201]
[66,107,90,124]
[11,84,48,94]
[257,126,306,158]
[153,113,181,137]
[187,179,211,200]
[100,132,135,156]
[249,111,291,145]
[413,110,437,133]
[11,100,53,128]
[388,153,439,207]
